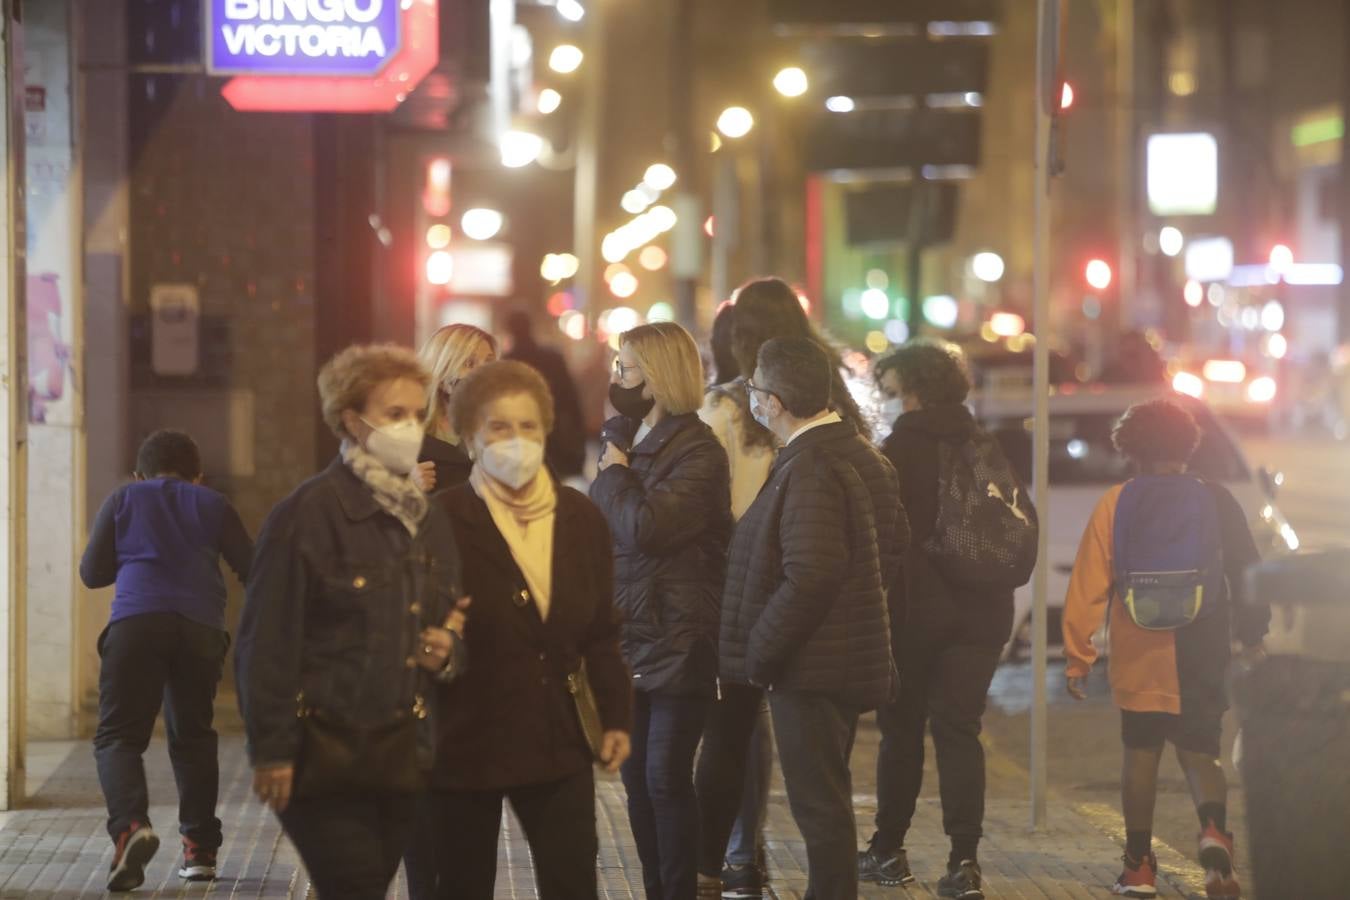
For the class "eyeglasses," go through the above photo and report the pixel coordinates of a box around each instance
[744,380,776,400]
[612,359,642,382]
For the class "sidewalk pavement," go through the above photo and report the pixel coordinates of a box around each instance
[0,716,1211,899]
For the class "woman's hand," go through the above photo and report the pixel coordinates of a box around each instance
[413,460,436,493]
[598,443,629,472]
[1066,673,1088,701]
[252,763,294,813]
[599,730,631,773]
[417,597,471,672]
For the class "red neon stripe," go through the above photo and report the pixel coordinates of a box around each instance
[221,0,439,113]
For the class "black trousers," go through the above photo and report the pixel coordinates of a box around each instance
[693,682,763,878]
[93,612,228,846]
[874,605,1005,852]
[623,690,709,900]
[279,790,416,899]
[770,692,861,900]
[410,769,598,900]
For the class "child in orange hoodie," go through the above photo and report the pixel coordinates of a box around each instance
[1063,400,1268,899]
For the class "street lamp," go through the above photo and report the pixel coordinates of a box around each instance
[537,88,562,115]
[548,44,584,74]
[500,131,544,168]
[643,163,677,191]
[716,106,754,139]
[773,67,809,98]
[971,251,1006,283]
[461,208,504,241]
[825,95,855,113]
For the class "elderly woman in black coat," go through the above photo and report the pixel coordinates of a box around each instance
[590,322,733,900]
[414,360,632,900]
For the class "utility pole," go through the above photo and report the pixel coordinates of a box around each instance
[1116,0,1135,334]
[669,0,701,329]
[1340,1,1350,341]
[1031,0,1061,832]
[572,0,606,329]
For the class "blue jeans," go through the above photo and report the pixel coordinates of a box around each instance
[623,690,710,900]
[726,699,773,868]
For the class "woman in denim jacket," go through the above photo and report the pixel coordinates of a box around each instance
[236,344,467,898]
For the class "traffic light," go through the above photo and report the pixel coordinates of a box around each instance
[420,157,454,288]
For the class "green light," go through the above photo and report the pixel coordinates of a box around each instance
[1292,115,1344,148]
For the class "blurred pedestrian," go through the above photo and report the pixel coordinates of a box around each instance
[696,278,872,898]
[416,360,633,899]
[711,337,899,900]
[415,323,498,493]
[80,430,252,892]
[504,310,588,480]
[1064,399,1268,900]
[862,341,1034,900]
[590,323,732,900]
[236,345,467,900]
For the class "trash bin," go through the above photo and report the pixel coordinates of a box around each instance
[1237,550,1350,900]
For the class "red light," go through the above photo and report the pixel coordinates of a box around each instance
[423,158,452,217]
[1085,259,1113,291]
[546,291,574,317]
[221,1,438,113]
[1060,82,1074,111]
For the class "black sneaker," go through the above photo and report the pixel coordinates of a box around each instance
[858,844,915,886]
[720,862,763,898]
[178,838,217,882]
[107,822,160,892]
[938,859,984,899]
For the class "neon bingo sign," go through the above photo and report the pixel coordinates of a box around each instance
[209,0,440,113]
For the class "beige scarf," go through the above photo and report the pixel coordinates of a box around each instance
[342,441,428,536]
[470,465,558,620]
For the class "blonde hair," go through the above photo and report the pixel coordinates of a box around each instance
[450,360,556,441]
[419,324,499,437]
[318,344,430,440]
[622,322,705,416]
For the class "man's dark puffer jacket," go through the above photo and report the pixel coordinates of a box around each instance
[590,413,732,697]
[718,420,899,711]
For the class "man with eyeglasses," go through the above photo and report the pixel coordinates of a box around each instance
[701,336,902,900]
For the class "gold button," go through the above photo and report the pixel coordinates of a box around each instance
[353,576,367,589]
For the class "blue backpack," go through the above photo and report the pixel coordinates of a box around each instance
[1112,475,1223,631]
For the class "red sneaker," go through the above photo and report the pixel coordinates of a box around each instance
[1199,823,1241,898]
[1112,852,1159,898]
[107,822,160,892]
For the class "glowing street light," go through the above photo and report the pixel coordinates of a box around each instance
[773,67,809,98]
[537,88,562,115]
[716,106,754,139]
[548,44,584,74]
[425,250,454,286]
[643,163,677,192]
[1159,226,1184,257]
[556,0,585,22]
[825,95,855,113]
[1085,258,1113,291]
[461,208,504,241]
[500,131,544,168]
[1269,243,1295,275]
[971,251,1006,283]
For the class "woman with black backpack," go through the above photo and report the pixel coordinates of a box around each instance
[859,340,1030,900]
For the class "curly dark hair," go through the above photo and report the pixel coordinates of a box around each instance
[136,430,202,480]
[1111,399,1201,468]
[874,340,971,407]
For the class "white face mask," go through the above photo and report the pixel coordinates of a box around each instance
[881,397,905,423]
[478,437,545,490]
[361,417,424,475]
[749,391,773,430]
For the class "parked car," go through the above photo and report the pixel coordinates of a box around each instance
[969,384,1299,659]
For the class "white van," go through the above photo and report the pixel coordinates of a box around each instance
[967,385,1299,659]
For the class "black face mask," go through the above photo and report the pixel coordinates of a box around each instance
[609,381,656,420]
